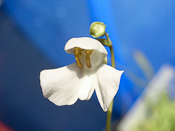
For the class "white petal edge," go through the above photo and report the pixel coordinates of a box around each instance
[64,37,107,56]
[40,63,94,106]
[94,64,124,111]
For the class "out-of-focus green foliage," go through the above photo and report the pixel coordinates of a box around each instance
[134,93,175,131]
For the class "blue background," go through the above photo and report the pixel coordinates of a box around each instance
[0,0,175,130]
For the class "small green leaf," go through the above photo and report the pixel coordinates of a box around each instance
[96,38,112,47]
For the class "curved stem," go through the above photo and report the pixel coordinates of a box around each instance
[105,33,115,131]
[96,38,112,47]
[105,33,112,47]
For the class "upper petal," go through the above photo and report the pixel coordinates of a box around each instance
[64,37,107,56]
[94,64,124,111]
[40,63,94,105]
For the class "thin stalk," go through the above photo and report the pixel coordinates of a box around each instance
[105,33,115,131]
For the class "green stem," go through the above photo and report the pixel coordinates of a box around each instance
[110,46,115,68]
[105,33,115,131]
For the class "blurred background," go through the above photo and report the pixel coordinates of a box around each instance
[0,0,175,131]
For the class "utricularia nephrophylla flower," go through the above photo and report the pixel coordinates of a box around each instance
[40,37,123,111]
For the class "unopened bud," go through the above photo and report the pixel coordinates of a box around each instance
[89,22,106,38]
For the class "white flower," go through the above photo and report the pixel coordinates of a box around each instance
[40,37,123,111]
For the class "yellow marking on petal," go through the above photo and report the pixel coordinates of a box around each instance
[74,47,83,68]
[86,50,93,68]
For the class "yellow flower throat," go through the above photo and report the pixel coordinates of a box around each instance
[74,47,93,68]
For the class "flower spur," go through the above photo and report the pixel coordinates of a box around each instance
[40,37,123,111]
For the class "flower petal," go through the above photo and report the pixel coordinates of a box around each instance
[90,50,104,69]
[78,70,94,100]
[40,63,94,105]
[94,64,124,111]
[40,63,81,105]
[64,37,107,56]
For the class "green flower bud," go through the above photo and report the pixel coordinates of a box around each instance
[89,22,106,38]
